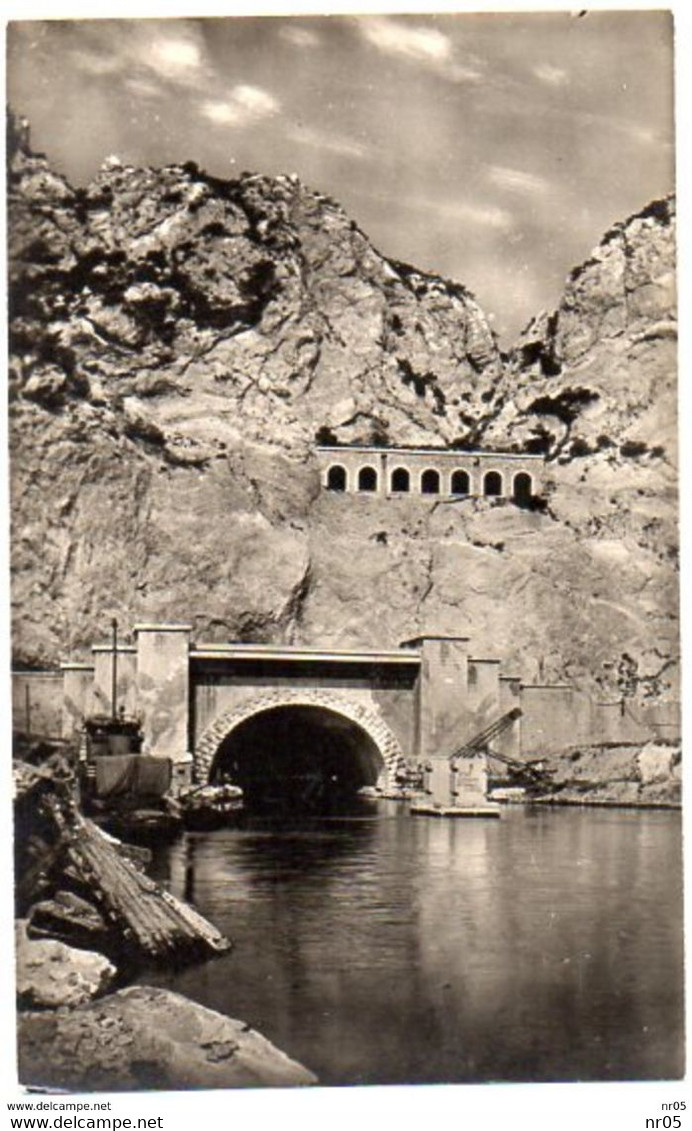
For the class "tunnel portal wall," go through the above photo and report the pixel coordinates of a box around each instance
[193,689,408,787]
[192,661,417,770]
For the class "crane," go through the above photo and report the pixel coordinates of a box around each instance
[414,706,553,814]
[449,706,522,764]
[446,705,554,792]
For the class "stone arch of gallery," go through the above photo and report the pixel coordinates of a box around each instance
[513,471,533,506]
[209,704,387,812]
[358,466,378,492]
[483,470,503,496]
[421,468,440,495]
[451,469,470,495]
[327,464,348,491]
[391,466,410,493]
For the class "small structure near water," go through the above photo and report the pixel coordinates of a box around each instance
[410,706,523,817]
[411,752,501,818]
[82,713,184,841]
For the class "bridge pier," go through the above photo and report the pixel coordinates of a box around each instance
[61,662,95,740]
[411,635,471,760]
[92,643,137,718]
[409,634,500,814]
[134,624,194,788]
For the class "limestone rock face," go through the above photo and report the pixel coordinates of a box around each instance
[538,743,681,806]
[483,197,677,573]
[17,984,317,1091]
[9,113,502,457]
[15,922,117,1008]
[8,115,678,709]
[480,196,678,698]
[484,197,676,462]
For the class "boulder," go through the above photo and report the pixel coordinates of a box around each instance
[18,985,317,1091]
[27,890,110,952]
[535,742,681,807]
[638,742,676,785]
[16,922,117,1009]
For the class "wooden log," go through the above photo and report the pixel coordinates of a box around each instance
[32,782,230,963]
[65,817,230,960]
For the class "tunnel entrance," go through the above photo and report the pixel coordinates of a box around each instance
[209,705,386,814]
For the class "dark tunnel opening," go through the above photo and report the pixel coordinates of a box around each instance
[210,705,386,814]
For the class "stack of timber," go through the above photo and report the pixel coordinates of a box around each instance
[14,756,230,963]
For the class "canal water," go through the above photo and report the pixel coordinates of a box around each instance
[143,802,684,1086]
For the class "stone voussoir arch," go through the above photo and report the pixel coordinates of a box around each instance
[194,689,406,786]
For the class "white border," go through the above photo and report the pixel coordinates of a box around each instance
[1,3,689,1127]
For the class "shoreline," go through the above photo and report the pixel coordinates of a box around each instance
[523,796,681,811]
[13,755,318,1093]
[14,742,680,1092]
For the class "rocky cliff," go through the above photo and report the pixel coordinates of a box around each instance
[8,114,678,708]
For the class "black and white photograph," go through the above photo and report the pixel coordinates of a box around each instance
[5,2,685,1112]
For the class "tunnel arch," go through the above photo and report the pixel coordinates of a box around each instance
[421,468,440,495]
[193,691,407,792]
[483,470,504,497]
[358,466,378,492]
[390,466,411,493]
[326,464,348,492]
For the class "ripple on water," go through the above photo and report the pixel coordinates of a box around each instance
[142,804,684,1086]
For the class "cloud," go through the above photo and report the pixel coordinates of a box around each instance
[620,123,661,147]
[279,26,321,49]
[440,201,512,231]
[200,101,243,126]
[359,16,451,64]
[201,85,280,128]
[354,16,482,83]
[70,48,121,76]
[232,85,279,115]
[69,24,285,131]
[69,21,209,92]
[124,76,163,99]
[560,105,670,148]
[533,63,569,87]
[487,165,550,195]
[287,123,368,160]
[362,187,512,231]
[147,37,203,81]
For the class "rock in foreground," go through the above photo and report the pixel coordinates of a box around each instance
[18,985,317,1091]
[15,923,117,1009]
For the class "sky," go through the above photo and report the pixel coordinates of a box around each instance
[6,10,675,344]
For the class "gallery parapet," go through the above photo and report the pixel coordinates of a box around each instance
[316,445,544,501]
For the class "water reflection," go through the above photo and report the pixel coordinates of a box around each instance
[144,804,683,1086]
[161,804,382,907]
